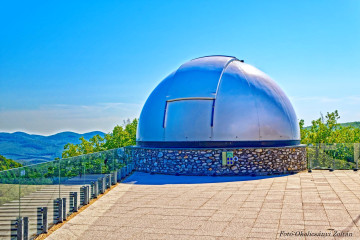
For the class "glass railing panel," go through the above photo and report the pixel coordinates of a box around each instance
[19,160,59,239]
[307,143,359,170]
[59,156,85,221]
[85,150,113,196]
[82,153,102,202]
[318,143,335,169]
[332,143,355,169]
[0,168,20,207]
[0,147,135,239]
[306,144,315,170]
[0,168,20,239]
[353,143,359,170]
[115,148,126,180]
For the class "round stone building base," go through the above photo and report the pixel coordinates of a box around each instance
[131,145,307,176]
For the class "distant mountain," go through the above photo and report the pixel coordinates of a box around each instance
[304,121,360,130]
[339,121,360,128]
[0,131,105,165]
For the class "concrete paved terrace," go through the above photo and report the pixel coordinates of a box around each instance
[46,171,360,240]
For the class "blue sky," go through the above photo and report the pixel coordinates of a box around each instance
[0,0,359,135]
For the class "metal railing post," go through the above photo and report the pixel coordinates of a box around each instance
[95,181,99,197]
[331,151,335,172]
[70,192,78,212]
[112,171,117,185]
[357,144,359,170]
[315,143,319,168]
[43,207,48,233]
[307,145,312,173]
[355,143,359,171]
[16,217,23,240]
[74,192,78,212]
[99,177,105,194]
[91,181,99,198]
[86,185,90,203]
[55,198,63,223]
[23,217,28,240]
[81,186,89,205]
[62,198,67,221]
[38,207,48,233]
[105,175,108,188]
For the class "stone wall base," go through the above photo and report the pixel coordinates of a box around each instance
[130,146,307,176]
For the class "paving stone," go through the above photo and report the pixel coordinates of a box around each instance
[46,171,360,240]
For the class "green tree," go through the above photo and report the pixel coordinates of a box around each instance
[301,110,339,144]
[61,118,138,158]
[90,135,106,152]
[79,136,94,154]
[0,155,22,171]
[104,119,137,149]
[62,143,81,158]
[300,110,360,144]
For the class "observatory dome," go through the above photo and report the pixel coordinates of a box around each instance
[137,56,300,148]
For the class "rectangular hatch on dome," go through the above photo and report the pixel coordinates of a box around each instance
[164,99,212,141]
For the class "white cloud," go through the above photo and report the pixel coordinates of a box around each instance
[0,103,142,135]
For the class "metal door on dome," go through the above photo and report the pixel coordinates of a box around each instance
[164,99,213,141]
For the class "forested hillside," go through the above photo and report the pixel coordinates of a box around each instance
[0,155,22,171]
[304,121,360,130]
[340,122,360,129]
[0,131,105,165]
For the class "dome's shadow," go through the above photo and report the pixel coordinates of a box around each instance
[122,172,289,185]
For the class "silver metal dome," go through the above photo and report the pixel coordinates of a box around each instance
[137,56,300,148]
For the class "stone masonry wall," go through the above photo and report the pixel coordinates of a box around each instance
[131,146,307,176]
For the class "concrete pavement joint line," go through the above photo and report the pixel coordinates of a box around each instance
[244,178,270,238]
[278,175,287,237]
[330,171,360,233]
[319,171,332,228]
[302,171,311,234]
[212,187,233,235]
